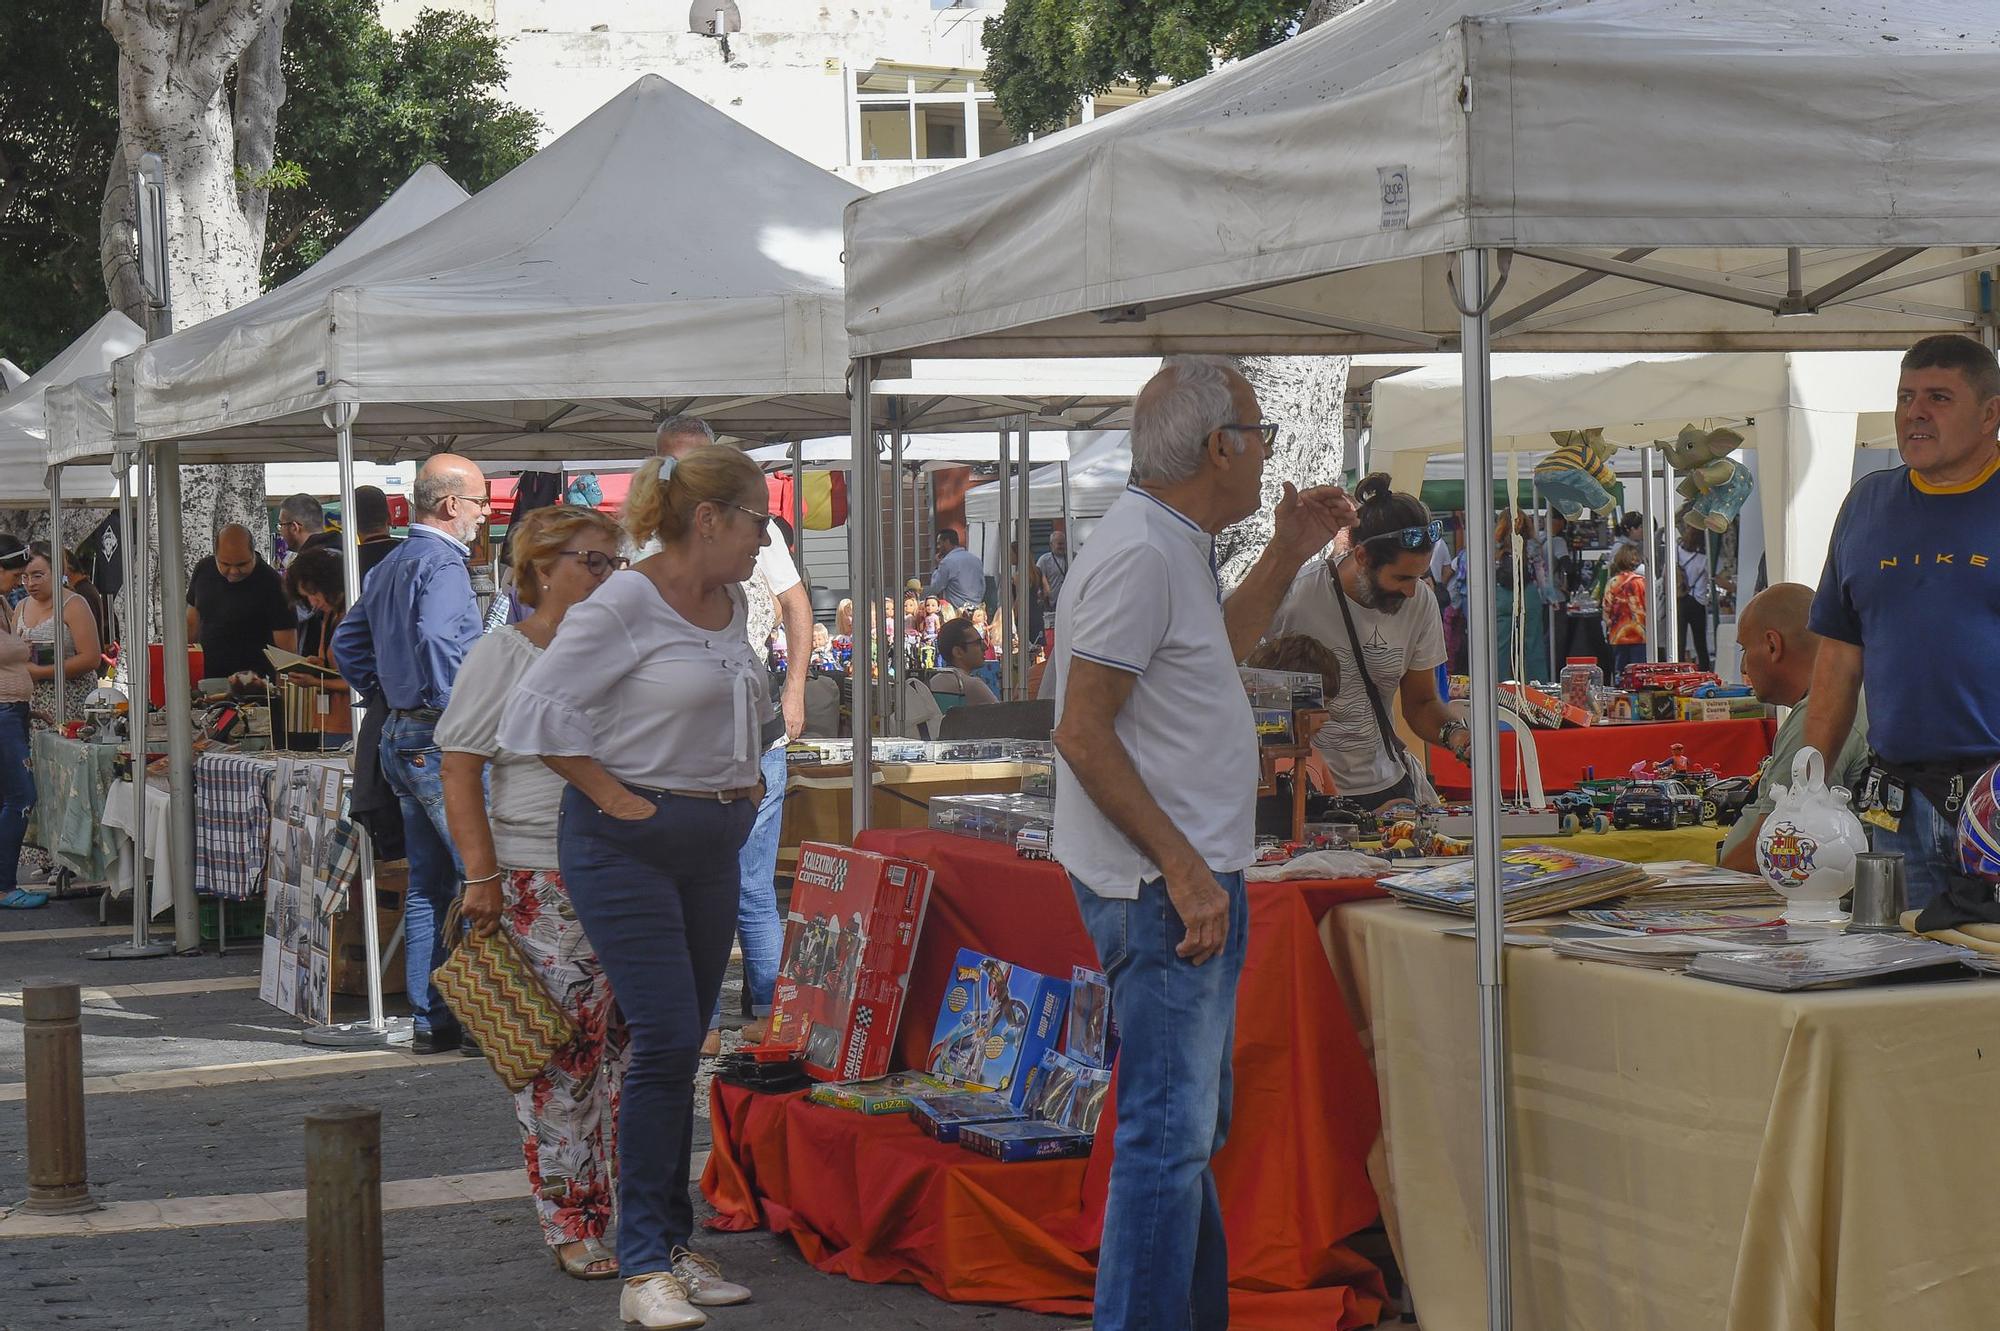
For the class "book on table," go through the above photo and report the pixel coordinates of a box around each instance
[1685,933,1979,990]
[1380,844,1652,921]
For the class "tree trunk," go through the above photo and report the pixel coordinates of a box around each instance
[100,0,292,566]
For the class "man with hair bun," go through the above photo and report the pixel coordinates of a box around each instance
[1269,472,1465,811]
[1050,355,1355,1331]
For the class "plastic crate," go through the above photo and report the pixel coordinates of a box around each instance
[198,895,265,943]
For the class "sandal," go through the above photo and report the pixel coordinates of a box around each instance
[553,1237,619,1280]
[0,888,48,910]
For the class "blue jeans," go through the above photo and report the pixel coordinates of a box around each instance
[0,704,35,885]
[713,744,788,1027]
[379,714,462,1035]
[1071,871,1250,1331]
[1612,642,1647,673]
[1869,782,1958,914]
[559,783,753,1275]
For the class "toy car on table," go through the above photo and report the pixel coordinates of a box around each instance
[1609,779,1705,830]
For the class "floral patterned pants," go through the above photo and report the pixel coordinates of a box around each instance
[502,868,627,1247]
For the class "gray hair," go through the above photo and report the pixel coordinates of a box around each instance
[655,413,716,454]
[412,465,457,516]
[278,493,325,530]
[1130,355,1240,486]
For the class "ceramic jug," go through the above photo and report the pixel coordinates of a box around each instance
[1756,746,1868,923]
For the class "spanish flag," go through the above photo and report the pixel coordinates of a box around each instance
[767,472,848,530]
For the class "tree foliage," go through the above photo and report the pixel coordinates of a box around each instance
[0,0,539,369]
[983,0,1345,137]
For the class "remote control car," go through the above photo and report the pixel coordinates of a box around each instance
[1610,780,1704,830]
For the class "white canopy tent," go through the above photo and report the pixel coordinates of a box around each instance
[745,432,1077,469]
[963,430,1133,523]
[0,311,140,505]
[1370,351,1904,583]
[0,361,26,391]
[843,2,2000,1326]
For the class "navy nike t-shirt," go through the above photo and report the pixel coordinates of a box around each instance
[1810,451,2000,765]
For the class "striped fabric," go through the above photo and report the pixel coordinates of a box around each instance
[194,752,274,900]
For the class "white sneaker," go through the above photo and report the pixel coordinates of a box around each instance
[670,1247,752,1307]
[619,1272,707,1328]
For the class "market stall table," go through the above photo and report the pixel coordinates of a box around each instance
[1320,899,2000,1331]
[26,731,121,882]
[704,829,1390,1329]
[101,778,178,918]
[1505,823,1724,865]
[779,762,1039,868]
[1426,716,1777,797]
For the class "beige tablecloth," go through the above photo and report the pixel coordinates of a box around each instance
[1322,900,2000,1331]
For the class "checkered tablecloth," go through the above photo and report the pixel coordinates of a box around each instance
[194,752,275,900]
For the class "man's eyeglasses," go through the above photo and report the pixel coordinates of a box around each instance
[563,550,629,578]
[1218,423,1280,449]
[1363,520,1445,552]
[449,491,492,513]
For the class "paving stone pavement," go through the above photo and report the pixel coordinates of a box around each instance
[1,895,1081,1331]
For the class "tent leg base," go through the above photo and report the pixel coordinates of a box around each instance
[303,1017,413,1049]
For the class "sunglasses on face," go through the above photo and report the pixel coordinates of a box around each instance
[563,550,629,578]
[1364,520,1445,553]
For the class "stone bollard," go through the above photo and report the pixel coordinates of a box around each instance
[20,980,97,1216]
[305,1104,386,1331]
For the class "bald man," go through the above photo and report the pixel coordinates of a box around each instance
[1718,583,1870,873]
[332,453,489,1054]
[186,523,296,678]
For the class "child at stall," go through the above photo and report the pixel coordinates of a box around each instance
[1601,544,1648,674]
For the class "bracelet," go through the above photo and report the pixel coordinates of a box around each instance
[462,871,504,887]
[1438,719,1470,746]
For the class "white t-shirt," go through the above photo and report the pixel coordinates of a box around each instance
[1269,554,1448,798]
[1051,487,1258,899]
[435,627,566,869]
[499,571,771,792]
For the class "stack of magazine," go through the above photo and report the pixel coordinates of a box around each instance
[1685,934,1978,990]
[1596,861,1786,912]
[1550,925,1835,970]
[1381,845,1651,922]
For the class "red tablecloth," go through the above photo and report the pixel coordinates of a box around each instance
[702,829,1389,1328]
[1426,716,1778,796]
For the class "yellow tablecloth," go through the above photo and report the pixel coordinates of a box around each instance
[1322,900,2000,1331]
[779,761,1036,866]
[1505,823,1725,865]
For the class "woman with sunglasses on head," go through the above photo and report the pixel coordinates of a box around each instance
[1267,473,1468,812]
[437,504,629,1284]
[499,446,772,1330]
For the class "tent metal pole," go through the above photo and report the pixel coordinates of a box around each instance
[1457,247,1514,1331]
[996,427,1013,697]
[1662,471,1681,662]
[46,466,64,726]
[153,443,199,953]
[890,405,906,734]
[849,360,876,835]
[1639,450,1657,662]
[93,451,168,960]
[1014,415,1033,695]
[304,403,399,1047]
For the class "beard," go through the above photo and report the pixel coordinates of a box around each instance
[1351,567,1408,615]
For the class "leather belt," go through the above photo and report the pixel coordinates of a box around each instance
[390,707,442,723]
[626,782,762,805]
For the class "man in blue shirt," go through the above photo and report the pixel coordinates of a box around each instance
[927,528,988,611]
[333,453,489,1052]
[1807,334,2000,919]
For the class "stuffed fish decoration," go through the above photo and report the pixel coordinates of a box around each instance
[1657,425,1752,534]
[1535,428,1619,520]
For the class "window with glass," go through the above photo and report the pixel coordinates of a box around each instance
[849,65,1156,166]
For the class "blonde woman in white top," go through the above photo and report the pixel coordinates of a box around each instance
[437,503,628,1282]
[499,444,772,1330]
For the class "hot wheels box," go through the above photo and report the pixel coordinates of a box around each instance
[909,1089,1026,1143]
[1064,966,1117,1069]
[959,1118,1095,1162]
[768,843,934,1083]
[808,1072,953,1115]
[926,949,1071,1107]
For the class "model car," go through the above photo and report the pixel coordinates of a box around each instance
[1704,775,1754,827]
[1610,780,1704,830]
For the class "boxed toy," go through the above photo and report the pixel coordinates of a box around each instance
[1023,1049,1113,1134]
[808,1072,954,1115]
[1252,708,1295,746]
[926,949,1071,1107]
[908,1089,1026,1143]
[1065,966,1116,1068]
[1499,681,1593,729]
[959,1118,1095,1163]
[768,843,934,1083]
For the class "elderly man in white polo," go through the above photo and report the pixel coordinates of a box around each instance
[1050,355,1355,1331]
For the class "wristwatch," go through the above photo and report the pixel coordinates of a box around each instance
[1438,718,1471,753]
